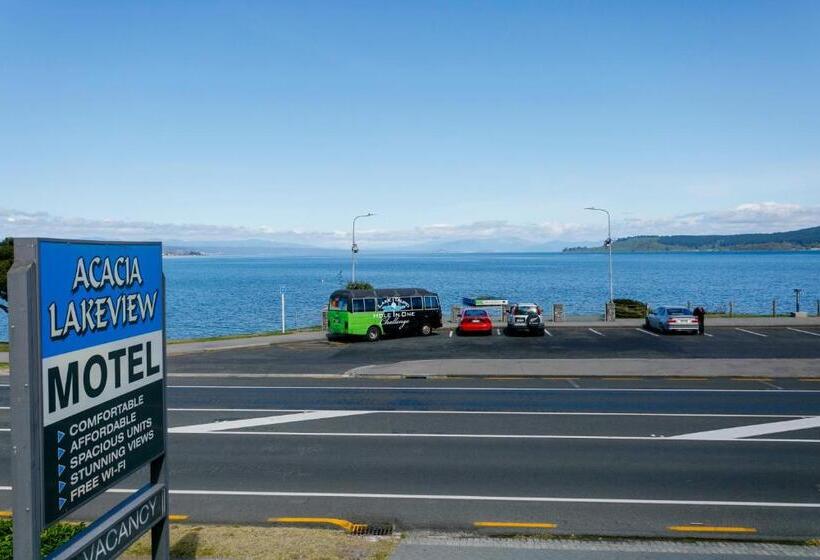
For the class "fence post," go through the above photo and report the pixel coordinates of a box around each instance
[816,299,819,317]
[772,299,776,318]
[729,301,733,318]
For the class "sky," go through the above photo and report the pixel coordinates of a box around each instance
[2,1,819,248]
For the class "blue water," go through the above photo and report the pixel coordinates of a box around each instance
[1,252,819,341]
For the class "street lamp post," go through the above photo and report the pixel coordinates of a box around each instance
[351,212,375,283]
[585,207,614,304]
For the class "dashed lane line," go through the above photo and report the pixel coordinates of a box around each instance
[635,328,660,337]
[736,328,767,337]
[474,521,556,529]
[788,327,820,337]
[667,525,756,534]
[588,328,605,337]
[543,329,552,337]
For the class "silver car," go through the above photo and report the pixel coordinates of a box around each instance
[645,306,699,334]
[506,303,545,336]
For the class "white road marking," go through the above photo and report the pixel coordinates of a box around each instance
[169,410,372,434]
[449,329,453,338]
[496,329,501,336]
[168,408,805,418]
[92,488,820,509]
[788,327,820,337]
[704,333,714,337]
[635,328,659,337]
[169,385,820,394]
[543,329,552,337]
[169,430,820,443]
[671,416,820,440]
[736,328,767,337]
[1,484,820,508]
[588,328,605,337]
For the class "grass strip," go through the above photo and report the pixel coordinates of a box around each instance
[122,524,397,560]
[168,327,322,345]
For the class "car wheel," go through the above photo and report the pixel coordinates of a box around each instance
[644,318,651,330]
[366,326,381,342]
[420,323,432,336]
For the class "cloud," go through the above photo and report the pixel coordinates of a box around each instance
[2,202,819,249]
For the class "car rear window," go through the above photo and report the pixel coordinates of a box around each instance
[515,306,537,314]
[667,308,691,315]
[464,309,488,317]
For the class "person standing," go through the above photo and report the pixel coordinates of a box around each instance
[694,306,706,335]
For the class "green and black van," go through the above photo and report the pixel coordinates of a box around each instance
[327,288,443,341]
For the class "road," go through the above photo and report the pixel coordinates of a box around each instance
[1,376,819,540]
[168,326,820,375]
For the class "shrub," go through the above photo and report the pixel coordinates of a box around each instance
[346,282,374,290]
[614,298,648,318]
[0,518,87,559]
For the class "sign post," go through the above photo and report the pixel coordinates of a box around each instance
[9,238,169,560]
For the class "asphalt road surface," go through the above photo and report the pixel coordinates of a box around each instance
[1,377,818,540]
[169,326,820,375]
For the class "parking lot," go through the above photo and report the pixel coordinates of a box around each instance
[169,326,820,375]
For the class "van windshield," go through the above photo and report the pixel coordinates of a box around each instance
[329,296,349,311]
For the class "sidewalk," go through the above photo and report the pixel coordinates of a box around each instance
[390,535,820,559]
[347,358,820,378]
[0,330,327,364]
[166,330,327,356]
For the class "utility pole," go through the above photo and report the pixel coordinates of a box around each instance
[351,212,375,283]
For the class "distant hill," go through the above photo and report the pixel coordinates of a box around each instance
[563,226,820,253]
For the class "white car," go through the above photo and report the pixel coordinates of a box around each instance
[506,303,544,336]
[645,306,699,334]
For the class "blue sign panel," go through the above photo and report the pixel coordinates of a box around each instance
[39,241,163,358]
[36,240,166,526]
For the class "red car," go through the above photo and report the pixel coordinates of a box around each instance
[457,308,493,335]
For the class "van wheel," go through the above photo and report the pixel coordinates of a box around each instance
[366,326,381,342]
[420,323,432,336]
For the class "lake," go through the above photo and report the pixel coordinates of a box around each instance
[1,251,819,341]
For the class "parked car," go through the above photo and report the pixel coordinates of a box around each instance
[457,308,493,335]
[506,303,544,336]
[645,306,699,334]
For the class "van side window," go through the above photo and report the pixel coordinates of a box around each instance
[411,296,423,310]
[424,296,440,309]
[352,298,365,312]
[364,298,376,312]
